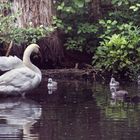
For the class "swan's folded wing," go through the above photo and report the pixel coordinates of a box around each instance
[0,56,23,71]
[0,67,40,93]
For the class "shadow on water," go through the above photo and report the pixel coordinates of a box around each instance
[1,79,140,140]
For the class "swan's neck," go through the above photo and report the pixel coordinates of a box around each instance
[23,47,32,66]
[110,78,115,84]
[23,48,41,78]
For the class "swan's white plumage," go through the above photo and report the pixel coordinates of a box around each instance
[0,44,42,95]
[47,78,57,88]
[0,67,40,93]
[0,56,23,71]
[109,77,119,87]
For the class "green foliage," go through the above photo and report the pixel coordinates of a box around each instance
[98,19,118,39]
[0,2,53,45]
[130,3,140,12]
[57,2,76,13]
[0,2,11,10]
[98,19,140,43]
[110,0,140,25]
[65,37,86,52]
[93,34,129,70]
[64,23,98,53]
[52,16,64,29]
[93,21,140,77]
[111,0,129,5]
[0,3,16,43]
[55,0,98,53]
[54,0,140,78]
[92,0,140,78]
[12,25,52,45]
[77,23,98,34]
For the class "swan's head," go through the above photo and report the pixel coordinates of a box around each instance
[23,44,42,69]
[23,44,40,57]
[110,77,115,83]
[29,44,40,53]
[48,78,53,83]
[110,77,119,86]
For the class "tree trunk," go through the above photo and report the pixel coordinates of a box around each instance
[12,0,55,27]
[90,0,102,21]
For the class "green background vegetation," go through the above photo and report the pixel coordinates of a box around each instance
[1,0,140,80]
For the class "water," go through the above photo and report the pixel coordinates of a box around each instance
[0,79,140,140]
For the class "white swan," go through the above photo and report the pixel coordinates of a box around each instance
[47,78,57,94]
[109,77,119,87]
[0,44,42,95]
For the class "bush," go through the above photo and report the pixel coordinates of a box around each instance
[93,20,140,78]
[55,0,99,54]
[109,0,140,25]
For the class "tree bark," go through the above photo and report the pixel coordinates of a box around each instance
[90,0,102,21]
[12,0,55,27]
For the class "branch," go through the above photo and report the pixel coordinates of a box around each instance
[6,40,13,56]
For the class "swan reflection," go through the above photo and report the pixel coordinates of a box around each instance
[0,97,42,139]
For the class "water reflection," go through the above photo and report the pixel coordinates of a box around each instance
[47,78,58,94]
[94,83,140,140]
[1,79,140,140]
[48,86,57,95]
[0,97,42,140]
[40,95,101,140]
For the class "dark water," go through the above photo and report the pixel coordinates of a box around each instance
[0,79,140,140]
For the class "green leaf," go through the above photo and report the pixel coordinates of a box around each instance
[118,1,122,6]
[85,0,91,2]
[134,7,139,11]
[130,6,136,9]
[136,3,140,7]
[74,0,84,8]
[57,5,63,10]
[99,20,105,25]
[67,26,72,31]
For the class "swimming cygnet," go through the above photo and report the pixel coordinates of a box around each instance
[109,77,119,87]
[47,78,57,87]
[111,87,128,99]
